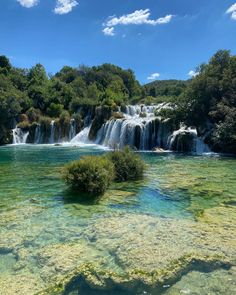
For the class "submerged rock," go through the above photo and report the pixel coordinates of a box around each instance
[0,209,235,294]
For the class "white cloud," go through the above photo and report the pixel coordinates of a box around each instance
[188,70,199,78]
[17,0,39,8]
[147,73,160,80]
[54,0,78,15]
[226,3,236,14]
[226,3,236,20]
[154,15,173,24]
[104,9,174,27]
[103,27,115,36]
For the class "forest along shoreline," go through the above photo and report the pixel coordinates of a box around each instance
[0,50,235,155]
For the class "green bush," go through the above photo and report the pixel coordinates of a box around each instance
[63,156,115,195]
[39,116,52,128]
[106,147,145,182]
[26,107,41,123]
[47,103,64,118]
[59,110,71,125]
[17,120,31,130]
[19,113,29,122]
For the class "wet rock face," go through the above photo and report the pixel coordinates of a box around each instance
[171,131,195,152]
[0,127,13,145]
[89,106,113,140]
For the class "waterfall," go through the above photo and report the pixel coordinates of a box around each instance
[49,121,55,144]
[95,107,163,150]
[69,119,76,141]
[12,103,211,153]
[195,138,211,154]
[34,124,41,144]
[70,125,92,144]
[94,104,172,150]
[169,126,210,154]
[12,128,29,144]
[94,104,211,153]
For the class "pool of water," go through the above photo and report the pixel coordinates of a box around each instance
[0,145,235,294]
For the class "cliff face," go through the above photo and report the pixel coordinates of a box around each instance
[88,106,113,141]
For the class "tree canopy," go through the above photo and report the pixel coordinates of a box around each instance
[0,50,235,153]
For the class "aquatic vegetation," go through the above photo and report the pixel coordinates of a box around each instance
[63,148,145,196]
[63,155,115,195]
[0,146,236,295]
[36,253,232,295]
[107,147,145,182]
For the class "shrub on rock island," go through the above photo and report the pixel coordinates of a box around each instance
[107,147,145,182]
[63,156,115,196]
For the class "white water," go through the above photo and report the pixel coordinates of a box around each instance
[169,126,210,154]
[69,119,76,141]
[32,119,77,144]
[49,121,55,144]
[13,128,29,144]
[95,104,173,150]
[34,124,41,144]
[12,103,211,153]
[70,125,92,144]
[94,104,211,152]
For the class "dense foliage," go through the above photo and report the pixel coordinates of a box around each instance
[0,57,143,144]
[63,155,114,195]
[0,50,235,153]
[177,50,236,153]
[63,148,145,196]
[107,147,145,182]
[143,79,188,104]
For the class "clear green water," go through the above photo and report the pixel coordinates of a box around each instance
[0,145,236,294]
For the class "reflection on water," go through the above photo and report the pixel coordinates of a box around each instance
[0,145,235,294]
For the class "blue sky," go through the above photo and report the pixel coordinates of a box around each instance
[0,0,235,83]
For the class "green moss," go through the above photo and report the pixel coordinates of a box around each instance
[17,121,31,130]
[112,112,124,119]
[39,116,52,128]
[36,254,232,295]
[139,112,147,118]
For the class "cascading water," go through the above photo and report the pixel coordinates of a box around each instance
[95,104,173,150]
[70,125,92,144]
[13,128,29,144]
[12,104,211,153]
[168,126,210,154]
[32,119,77,144]
[34,124,42,144]
[94,104,211,153]
[49,121,55,144]
[69,119,76,141]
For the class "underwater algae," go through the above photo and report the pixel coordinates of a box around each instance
[0,146,235,294]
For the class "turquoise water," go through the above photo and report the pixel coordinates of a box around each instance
[0,145,236,294]
[0,145,192,219]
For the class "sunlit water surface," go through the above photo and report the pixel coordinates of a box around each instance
[0,145,235,294]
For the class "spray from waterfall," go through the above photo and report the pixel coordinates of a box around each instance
[34,124,41,144]
[69,119,76,141]
[11,103,211,153]
[13,128,29,144]
[94,104,211,153]
[70,125,92,144]
[49,121,55,144]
